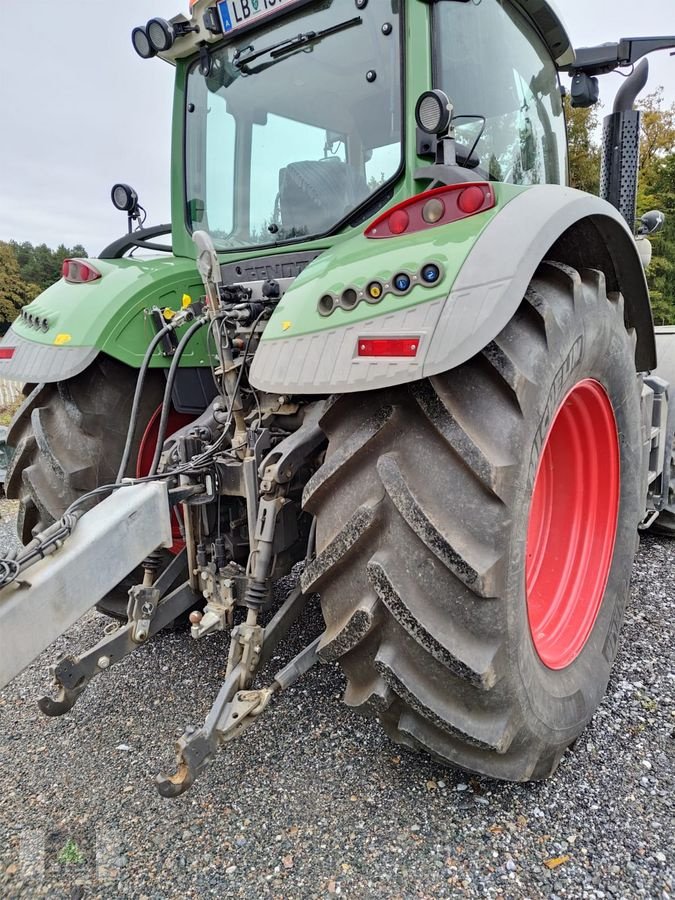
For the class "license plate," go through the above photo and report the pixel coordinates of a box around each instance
[217,0,305,36]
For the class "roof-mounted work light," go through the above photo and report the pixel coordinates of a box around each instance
[147,18,176,53]
[131,17,199,59]
[131,26,157,60]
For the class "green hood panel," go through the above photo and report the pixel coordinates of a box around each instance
[13,256,209,368]
[262,183,525,342]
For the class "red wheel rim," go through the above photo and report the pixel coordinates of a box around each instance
[137,405,195,552]
[526,379,620,670]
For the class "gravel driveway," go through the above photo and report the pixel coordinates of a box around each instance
[0,499,673,899]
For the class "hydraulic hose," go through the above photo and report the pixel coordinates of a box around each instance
[149,317,206,476]
[116,321,175,482]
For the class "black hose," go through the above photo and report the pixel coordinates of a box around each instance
[149,317,206,476]
[116,321,175,482]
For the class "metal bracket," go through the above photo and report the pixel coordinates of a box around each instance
[127,585,160,644]
[190,563,247,639]
[226,620,265,687]
[37,551,193,717]
[258,400,326,490]
[156,584,317,798]
[38,580,199,717]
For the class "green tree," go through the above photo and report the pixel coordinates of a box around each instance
[0,242,41,326]
[637,89,675,179]
[640,153,675,325]
[565,99,601,195]
[635,91,675,325]
[10,240,88,294]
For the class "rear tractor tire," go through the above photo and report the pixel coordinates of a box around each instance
[303,261,643,782]
[5,355,167,620]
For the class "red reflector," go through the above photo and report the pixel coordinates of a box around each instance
[0,347,15,360]
[62,259,102,284]
[388,209,410,235]
[458,185,486,214]
[358,338,420,358]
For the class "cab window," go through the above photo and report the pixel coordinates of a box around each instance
[433,0,567,185]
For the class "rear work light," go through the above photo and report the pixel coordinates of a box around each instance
[62,259,102,284]
[365,182,496,239]
[358,338,420,358]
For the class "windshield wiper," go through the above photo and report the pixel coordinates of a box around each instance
[233,15,362,72]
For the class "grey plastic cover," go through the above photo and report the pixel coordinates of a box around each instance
[250,187,651,395]
[0,328,98,384]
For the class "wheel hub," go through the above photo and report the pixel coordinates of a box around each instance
[526,379,621,670]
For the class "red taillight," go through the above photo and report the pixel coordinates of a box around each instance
[389,209,410,235]
[358,338,420,358]
[0,347,15,360]
[365,183,496,239]
[62,259,102,284]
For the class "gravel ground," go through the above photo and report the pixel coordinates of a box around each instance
[0,498,673,900]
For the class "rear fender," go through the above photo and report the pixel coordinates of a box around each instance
[0,256,206,384]
[249,186,656,394]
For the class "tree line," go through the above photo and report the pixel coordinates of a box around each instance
[567,89,675,324]
[0,241,87,328]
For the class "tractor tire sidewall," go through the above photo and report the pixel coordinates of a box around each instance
[501,286,641,741]
[305,263,644,780]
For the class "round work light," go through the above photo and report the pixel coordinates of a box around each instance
[111,183,139,213]
[131,27,156,60]
[415,89,452,135]
[147,18,175,53]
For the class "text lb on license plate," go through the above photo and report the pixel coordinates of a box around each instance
[217,0,301,35]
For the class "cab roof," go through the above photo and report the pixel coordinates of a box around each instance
[160,0,575,69]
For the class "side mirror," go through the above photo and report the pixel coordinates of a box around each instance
[638,210,665,236]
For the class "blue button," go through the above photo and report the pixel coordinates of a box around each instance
[421,264,440,284]
[394,273,411,292]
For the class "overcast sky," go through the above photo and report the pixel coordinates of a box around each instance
[0,0,673,254]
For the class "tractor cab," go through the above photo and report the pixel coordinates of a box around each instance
[129,0,576,262]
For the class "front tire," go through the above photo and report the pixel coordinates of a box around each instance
[303,262,642,781]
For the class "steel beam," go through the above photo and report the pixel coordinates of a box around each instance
[0,482,172,690]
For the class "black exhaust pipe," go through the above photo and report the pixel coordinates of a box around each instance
[600,58,649,227]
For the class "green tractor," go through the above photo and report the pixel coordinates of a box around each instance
[1,0,674,796]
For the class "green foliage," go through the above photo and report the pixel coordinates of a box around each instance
[0,240,88,328]
[567,91,675,324]
[640,153,675,325]
[636,92,675,326]
[0,242,40,326]
[10,240,88,294]
[565,100,601,195]
[57,839,84,866]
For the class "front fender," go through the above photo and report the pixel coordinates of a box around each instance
[0,256,206,383]
[250,185,655,394]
